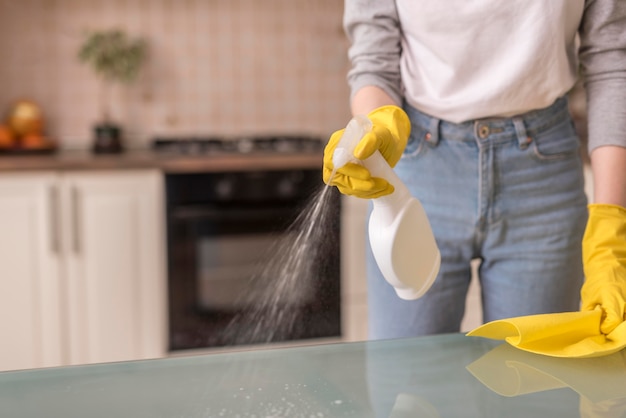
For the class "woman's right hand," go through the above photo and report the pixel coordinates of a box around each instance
[322,105,411,199]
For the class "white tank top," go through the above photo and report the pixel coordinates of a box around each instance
[397,0,585,122]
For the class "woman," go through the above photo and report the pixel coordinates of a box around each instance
[324,0,626,339]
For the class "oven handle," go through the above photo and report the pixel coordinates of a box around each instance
[170,206,298,222]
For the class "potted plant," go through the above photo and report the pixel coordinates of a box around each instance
[78,29,146,153]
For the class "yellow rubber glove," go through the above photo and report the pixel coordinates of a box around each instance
[322,105,411,198]
[581,204,626,335]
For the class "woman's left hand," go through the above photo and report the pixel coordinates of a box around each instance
[581,204,626,334]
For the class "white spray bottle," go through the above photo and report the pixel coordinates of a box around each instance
[333,115,441,300]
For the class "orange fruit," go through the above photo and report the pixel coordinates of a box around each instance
[7,100,44,136]
[0,124,16,149]
[21,133,50,149]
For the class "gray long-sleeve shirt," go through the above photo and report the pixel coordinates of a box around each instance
[344,0,626,152]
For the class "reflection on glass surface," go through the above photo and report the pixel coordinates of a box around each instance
[467,343,626,418]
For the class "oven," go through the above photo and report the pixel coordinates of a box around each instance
[158,137,342,351]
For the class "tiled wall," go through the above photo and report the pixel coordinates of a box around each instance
[0,0,351,149]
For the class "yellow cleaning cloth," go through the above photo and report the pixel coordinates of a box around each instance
[467,308,626,358]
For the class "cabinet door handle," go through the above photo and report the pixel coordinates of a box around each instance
[72,187,81,255]
[49,185,60,255]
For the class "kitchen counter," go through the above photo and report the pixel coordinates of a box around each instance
[2,333,625,418]
[0,149,323,173]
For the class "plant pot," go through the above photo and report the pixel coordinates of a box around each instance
[92,123,123,154]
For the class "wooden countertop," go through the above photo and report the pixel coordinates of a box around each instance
[0,149,324,173]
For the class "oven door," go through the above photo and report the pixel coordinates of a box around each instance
[167,201,341,351]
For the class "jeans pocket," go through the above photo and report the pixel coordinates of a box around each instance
[402,122,429,159]
[531,117,580,161]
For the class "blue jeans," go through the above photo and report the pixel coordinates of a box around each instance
[367,97,588,339]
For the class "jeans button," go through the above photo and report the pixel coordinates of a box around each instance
[478,125,490,139]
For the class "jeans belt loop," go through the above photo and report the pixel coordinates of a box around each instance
[513,117,532,149]
[426,117,441,147]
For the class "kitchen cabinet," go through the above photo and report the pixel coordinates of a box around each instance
[0,173,63,371]
[340,195,369,342]
[0,170,166,371]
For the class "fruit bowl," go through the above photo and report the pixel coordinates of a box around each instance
[0,100,58,155]
[0,144,57,156]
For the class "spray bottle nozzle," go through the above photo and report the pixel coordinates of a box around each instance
[332,115,373,169]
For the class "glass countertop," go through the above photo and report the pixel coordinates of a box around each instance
[1,333,625,418]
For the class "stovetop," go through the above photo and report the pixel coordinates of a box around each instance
[151,135,325,156]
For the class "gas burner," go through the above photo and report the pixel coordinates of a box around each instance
[151,138,220,155]
[151,136,324,155]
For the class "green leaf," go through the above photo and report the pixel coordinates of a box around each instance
[78,29,146,84]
